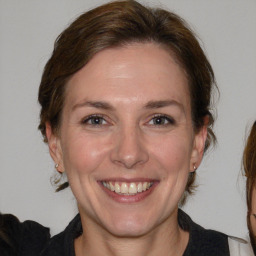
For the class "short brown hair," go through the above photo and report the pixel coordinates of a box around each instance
[38,0,217,193]
[243,121,256,251]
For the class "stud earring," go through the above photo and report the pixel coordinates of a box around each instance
[55,163,62,174]
[193,164,197,171]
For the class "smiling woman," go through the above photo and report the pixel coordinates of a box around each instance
[34,0,253,255]
[47,43,197,240]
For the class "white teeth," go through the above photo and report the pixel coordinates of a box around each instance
[128,183,137,194]
[103,181,153,195]
[142,182,147,191]
[109,182,115,191]
[137,183,142,193]
[115,183,121,193]
[121,183,128,194]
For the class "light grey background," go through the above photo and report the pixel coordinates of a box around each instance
[0,0,256,238]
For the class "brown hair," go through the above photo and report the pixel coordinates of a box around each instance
[243,121,256,251]
[38,0,217,193]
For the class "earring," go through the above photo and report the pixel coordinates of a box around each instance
[193,164,197,172]
[55,163,62,174]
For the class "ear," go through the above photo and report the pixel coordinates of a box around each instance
[46,122,64,173]
[189,121,208,172]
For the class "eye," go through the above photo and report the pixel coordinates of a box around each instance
[148,115,175,126]
[81,115,107,126]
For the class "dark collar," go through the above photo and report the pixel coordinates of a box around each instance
[41,209,229,256]
[179,209,229,256]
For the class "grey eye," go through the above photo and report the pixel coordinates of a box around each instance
[149,115,175,125]
[82,115,107,125]
[89,117,104,125]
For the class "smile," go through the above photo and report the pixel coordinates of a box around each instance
[101,181,153,195]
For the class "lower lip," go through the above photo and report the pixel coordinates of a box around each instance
[99,182,158,203]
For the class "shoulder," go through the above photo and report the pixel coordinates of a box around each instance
[40,214,81,256]
[179,209,254,256]
[40,231,67,255]
[0,212,50,256]
[228,236,254,256]
[179,209,229,255]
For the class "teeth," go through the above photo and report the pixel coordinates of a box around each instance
[128,183,137,194]
[102,181,153,195]
[109,182,115,191]
[137,183,142,193]
[121,183,128,194]
[115,183,121,193]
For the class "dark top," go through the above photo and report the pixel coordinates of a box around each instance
[0,213,50,256]
[40,209,230,256]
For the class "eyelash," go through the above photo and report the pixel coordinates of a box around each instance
[80,114,175,127]
[148,114,175,126]
[81,114,107,126]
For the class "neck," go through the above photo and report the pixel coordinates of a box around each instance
[75,209,189,256]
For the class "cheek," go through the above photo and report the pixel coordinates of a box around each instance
[61,132,111,174]
[149,134,192,171]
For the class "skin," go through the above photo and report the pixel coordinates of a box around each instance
[46,43,207,256]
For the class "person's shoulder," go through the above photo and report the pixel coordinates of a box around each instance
[40,214,81,256]
[40,229,66,255]
[189,224,230,255]
[179,209,254,256]
[228,236,254,256]
[179,209,229,255]
[0,212,50,256]
[20,218,50,255]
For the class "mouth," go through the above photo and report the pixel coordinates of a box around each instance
[101,181,154,195]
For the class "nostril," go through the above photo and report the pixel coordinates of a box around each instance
[113,150,149,168]
[110,130,149,168]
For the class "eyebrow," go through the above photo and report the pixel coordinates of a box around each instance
[144,100,184,110]
[72,100,114,111]
[72,99,183,112]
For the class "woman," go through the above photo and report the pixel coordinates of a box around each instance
[244,121,256,254]
[37,0,252,255]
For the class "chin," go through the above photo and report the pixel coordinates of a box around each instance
[108,224,151,238]
[103,214,155,238]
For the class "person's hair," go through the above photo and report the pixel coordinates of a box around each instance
[38,0,217,194]
[0,213,17,255]
[243,121,256,252]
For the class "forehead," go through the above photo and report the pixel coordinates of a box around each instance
[65,42,190,109]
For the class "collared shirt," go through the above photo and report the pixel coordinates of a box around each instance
[40,209,248,255]
[1,210,252,255]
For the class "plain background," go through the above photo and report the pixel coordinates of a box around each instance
[0,0,256,238]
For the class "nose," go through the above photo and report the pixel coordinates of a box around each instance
[110,126,149,169]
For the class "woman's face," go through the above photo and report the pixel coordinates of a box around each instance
[47,43,206,237]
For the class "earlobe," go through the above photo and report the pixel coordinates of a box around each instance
[190,125,208,172]
[46,122,64,173]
